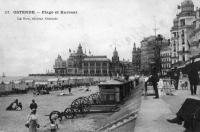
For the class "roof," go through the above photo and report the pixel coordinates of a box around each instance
[25,80,34,83]
[83,57,110,61]
[59,77,70,81]
[47,78,58,82]
[99,78,128,86]
[35,82,48,85]
[99,80,124,85]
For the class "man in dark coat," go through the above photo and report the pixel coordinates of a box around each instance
[30,99,38,110]
[167,98,200,130]
[188,60,200,95]
[149,67,159,98]
[171,67,180,90]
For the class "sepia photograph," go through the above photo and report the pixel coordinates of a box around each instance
[0,0,200,131]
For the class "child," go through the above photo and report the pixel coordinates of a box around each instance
[50,120,58,132]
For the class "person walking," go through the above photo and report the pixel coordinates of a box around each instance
[26,109,40,132]
[149,67,159,99]
[173,67,180,90]
[188,59,199,95]
[30,99,38,110]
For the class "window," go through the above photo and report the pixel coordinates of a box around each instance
[84,63,88,66]
[103,62,107,67]
[90,70,94,75]
[181,30,184,38]
[84,70,88,74]
[90,62,95,67]
[96,62,101,67]
[183,55,185,62]
[180,19,185,26]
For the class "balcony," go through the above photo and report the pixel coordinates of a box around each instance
[177,50,190,55]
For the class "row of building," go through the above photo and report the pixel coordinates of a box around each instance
[53,0,200,77]
[132,0,200,76]
[54,44,135,76]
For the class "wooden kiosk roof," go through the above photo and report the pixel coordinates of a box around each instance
[98,79,130,86]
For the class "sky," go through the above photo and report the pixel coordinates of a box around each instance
[0,0,200,76]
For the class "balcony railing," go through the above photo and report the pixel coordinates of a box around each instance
[177,50,190,54]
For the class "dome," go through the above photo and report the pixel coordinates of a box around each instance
[113,47,118,57]
[77,43,83,55]
[181,0,194,12]
[181,0,193,6]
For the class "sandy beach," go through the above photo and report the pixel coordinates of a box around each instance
[0,85,102,132]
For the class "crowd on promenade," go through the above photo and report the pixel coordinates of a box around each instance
[144,59,200,131]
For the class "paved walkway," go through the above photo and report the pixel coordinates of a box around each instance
[135,88,200,132]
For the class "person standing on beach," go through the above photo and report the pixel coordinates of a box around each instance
[30,99,38,110]
[68,87,71,94]
[26,109,40,132]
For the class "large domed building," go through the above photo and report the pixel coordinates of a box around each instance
[54,44,135,76]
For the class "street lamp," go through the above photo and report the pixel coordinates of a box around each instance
[155,34,163,76]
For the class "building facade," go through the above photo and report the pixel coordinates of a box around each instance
[82,56,110,76]
[54,44,133,76]
[140,36,157,74]
[54,55,67,75]
[170,0,198,68]
[110,48,123,76]
[140,35,170,75]
[188,8,200,58]
[161,43,171,76]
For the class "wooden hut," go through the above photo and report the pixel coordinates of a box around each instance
[98,79,134,104]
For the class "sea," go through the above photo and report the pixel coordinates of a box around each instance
[0,76,26,83]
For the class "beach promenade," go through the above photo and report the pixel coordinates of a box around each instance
[135,86,200,132]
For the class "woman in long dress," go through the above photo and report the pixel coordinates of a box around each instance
[27,109,39,132]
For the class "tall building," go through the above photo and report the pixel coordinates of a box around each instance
[170,0,196,68]
[188,7,200,58]
[160,40,171,76]
[132,43,141,74]
[66,44,87,75]
[54,55,67,75]
[140,35,170,75]
[140,36,156,74]
[110,47,123,76]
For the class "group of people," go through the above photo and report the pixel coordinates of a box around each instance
[26,99,59,132]
[145,59,200,130]
[167,60,200,130]
[6,99,22,111]
[145,59,199,99]
[6,99,58,132]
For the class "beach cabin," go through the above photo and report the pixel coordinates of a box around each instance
[47,78,59,88]
[68,77,77,86]
[0,82,12,95]
[13,80,26,90]
[60,77,70,86]
[98,79,134,104]
[34,81,48,88]
[25,80,34,89]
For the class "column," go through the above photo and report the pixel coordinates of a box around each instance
[88,62,90,76]
[94,62,96,75]
[100,62,103,75]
